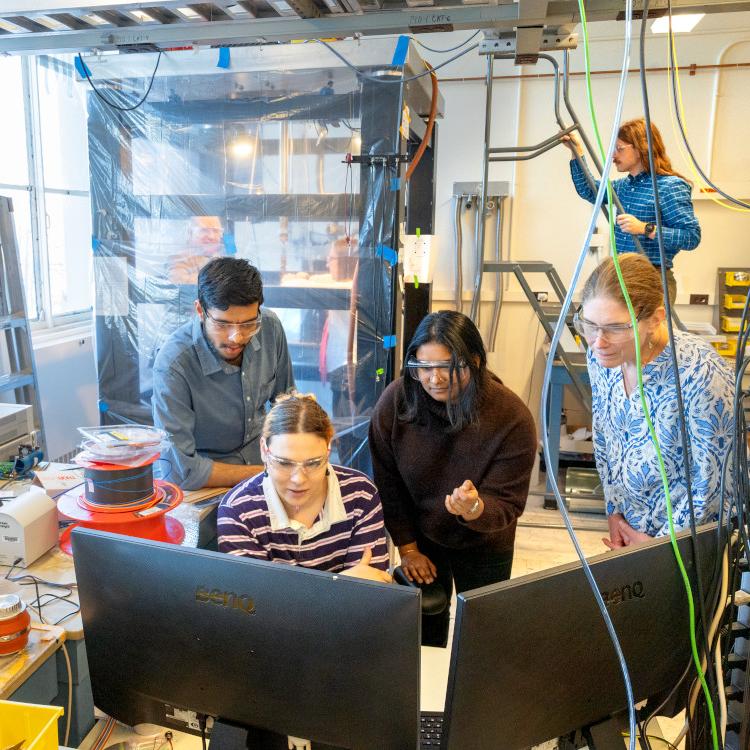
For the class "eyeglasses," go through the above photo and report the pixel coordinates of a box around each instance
[614,144,633,153]
[266,451,328,475]
[572,307,643,343]
[204,308,262,334]
[404,358,467,381]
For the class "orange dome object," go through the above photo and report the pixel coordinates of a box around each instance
[0,594,31,656]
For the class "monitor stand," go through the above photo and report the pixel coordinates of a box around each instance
[587,712,630,750]
[209,720,347,750]
[556,713,629,750]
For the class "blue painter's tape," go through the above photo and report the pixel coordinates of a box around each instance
[383,335,397,350]
[375,244,398,265]
[74,56,91,79]
[390,178,401,191]
[92,236,101,253]
[217,47,230,69]
[99,400,109,413]
[223,234,237,256]
[391,35,410,67]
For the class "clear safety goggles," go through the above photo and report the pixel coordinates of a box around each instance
[266,451,328,476]
[404,358,467,381]
[572,307,642,343]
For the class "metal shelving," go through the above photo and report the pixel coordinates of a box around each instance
[2,0,748,56]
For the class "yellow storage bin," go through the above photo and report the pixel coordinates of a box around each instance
[725,271,750,287]
[724,293,748,310]
[711,339,737,358]
[0,701,63,750]
[721,315,749,333]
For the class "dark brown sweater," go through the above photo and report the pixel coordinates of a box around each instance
[369,376,537,552]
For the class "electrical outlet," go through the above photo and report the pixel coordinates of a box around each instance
[689,293,709,305]
[534,291,549,303]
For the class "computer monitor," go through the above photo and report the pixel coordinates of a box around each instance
[71,528,421,750]
[440,523,720,750]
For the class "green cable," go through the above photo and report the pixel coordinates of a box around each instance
[576,3,720,748]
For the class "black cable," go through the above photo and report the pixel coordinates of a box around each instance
[197,715,207,750]
[77,52,162,113]
[666,0,750,210]
[412,30,482,54]
[315,39,478,84]
[734,287,750,374]
[639,6,720,739]
[52,480,86,500]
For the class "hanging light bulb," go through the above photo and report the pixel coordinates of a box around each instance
[229,137,254,159]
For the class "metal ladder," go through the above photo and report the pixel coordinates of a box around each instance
[484,259,590,410]
[0,195,46,453]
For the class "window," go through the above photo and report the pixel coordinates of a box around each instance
[0,54,93,330]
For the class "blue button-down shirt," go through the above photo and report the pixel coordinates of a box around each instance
[152,311,295,490]
[570,159,701,269]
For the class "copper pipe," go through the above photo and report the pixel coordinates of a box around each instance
[438,60,750,84]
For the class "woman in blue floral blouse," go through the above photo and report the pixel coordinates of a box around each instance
[575,254,734,548]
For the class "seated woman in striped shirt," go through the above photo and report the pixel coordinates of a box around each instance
[217,391,392,583]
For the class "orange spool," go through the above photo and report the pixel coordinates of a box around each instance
[0,594,31,656]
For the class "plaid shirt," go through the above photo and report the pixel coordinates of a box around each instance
[570,159,701,269]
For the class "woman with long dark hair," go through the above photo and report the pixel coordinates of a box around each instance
[563,118,700,302]
[369,311,536,647]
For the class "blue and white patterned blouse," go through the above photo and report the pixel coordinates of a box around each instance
[588,330,734,536]
[570,159,701,269]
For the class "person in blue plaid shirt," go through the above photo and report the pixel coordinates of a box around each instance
[563,118,700,302]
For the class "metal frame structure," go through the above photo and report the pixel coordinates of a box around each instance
[0,196,46,454]
[85,40,439,477]
[2,0,750,56]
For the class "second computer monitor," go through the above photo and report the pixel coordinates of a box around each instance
[441,524,720,750]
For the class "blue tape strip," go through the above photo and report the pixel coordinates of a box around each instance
[391,35,410,67]
[92,236,101,253]
[223,234,237,256]
[390,178,401,191]
[375,244,398,265]
[217,47,230,69]
[74,56,91,79]
[98,400,109,413]
[383,335,397,350]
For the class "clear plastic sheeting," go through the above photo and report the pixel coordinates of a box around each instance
[84,41,416,475]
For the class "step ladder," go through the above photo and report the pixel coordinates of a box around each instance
[0,195,46,454]
[484,259,591,412]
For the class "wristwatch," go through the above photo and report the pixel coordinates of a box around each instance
[644,222,656,237]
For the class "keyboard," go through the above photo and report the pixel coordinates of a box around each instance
[420,711,445,748]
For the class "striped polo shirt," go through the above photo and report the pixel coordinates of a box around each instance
[217,465,390,572]
[570,159,701,268]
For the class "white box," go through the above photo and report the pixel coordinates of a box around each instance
[0,486,58,567]
[0,403,33,447]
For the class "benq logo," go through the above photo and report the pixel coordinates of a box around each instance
[600,581,645,608]
[195,586,256,615]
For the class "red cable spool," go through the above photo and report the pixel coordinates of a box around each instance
[0,594,31,656]
[57,452,185,555]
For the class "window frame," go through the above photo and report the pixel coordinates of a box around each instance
[9,55,94,334]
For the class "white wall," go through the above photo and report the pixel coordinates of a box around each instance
[416,14,750,428]
[34,333,98,460]
[22,18,750,454]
